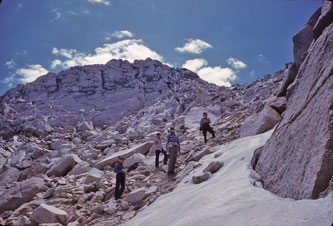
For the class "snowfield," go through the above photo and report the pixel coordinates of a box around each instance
[124,130,333,226]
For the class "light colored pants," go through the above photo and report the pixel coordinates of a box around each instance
[168,146,179,174]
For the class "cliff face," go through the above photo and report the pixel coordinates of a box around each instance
[256,0,333,200]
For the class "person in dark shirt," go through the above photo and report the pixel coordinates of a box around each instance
[166,127,180,176]
[200,112,215,143]
[114,156,126,200]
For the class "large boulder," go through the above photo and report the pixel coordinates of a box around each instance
[126,188,148,205]
[0,177,47,214]
[123,153,145,168]
[0,167,20,187]
[256,18,333,199]
[203,161,223,174]
[192,172,211,184]
[240,105,281,137]
[68,161,90,176]
[84,168,104,184]
[188,148,212,162]
[94,139,113,150]
[95,142,153,170]
[51,140,74,152]
[268,97,287,115]
[30,203,67,225]
[46,154,82,177]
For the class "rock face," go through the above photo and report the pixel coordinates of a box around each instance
[256,7,333,199]
[292,7,321,68]
[240,105,281,138]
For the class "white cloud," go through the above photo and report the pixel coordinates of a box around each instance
[175,39,212,54]
[5,59,15,69]
[197,66,237,87]
[3,65,48,85]
[226,57,247,69]
[181,59,208,72]
[51,59,62,69]
[52,8,61,20]
[182,58,239,87]
[259,53,270,63]
[88,0,110,6]
[16,65,48,83]
[50,39,163,69]
[52,47,77,59]
[112,30,134,39]
[250,70,255,76]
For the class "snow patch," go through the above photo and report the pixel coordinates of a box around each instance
[123,130,333,226]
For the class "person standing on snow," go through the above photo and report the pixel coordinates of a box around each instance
[166,127,180,176]
[200,112,215,143]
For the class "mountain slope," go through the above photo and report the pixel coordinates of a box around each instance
[123,130,333,226]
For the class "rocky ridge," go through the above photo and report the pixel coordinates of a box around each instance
[0,55,285,225]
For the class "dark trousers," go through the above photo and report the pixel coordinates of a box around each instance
[115,172,125,200]
[155,150,168,167]
[168,146,179,174]
[203,127,215,143]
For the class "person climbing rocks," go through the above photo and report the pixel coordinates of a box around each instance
[114,156,126,200]
[166,127,180,176]
[154,133,168,168]
[200,112,215,143]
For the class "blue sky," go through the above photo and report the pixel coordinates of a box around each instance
[0,0,321,95]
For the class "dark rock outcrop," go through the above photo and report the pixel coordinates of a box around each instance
[256,8,333,200]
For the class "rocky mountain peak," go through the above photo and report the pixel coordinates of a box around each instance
[0,58,212,131]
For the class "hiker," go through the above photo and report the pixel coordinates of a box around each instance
[114,156,126,200]
[154,133,168,168]
[200,112,215,143]
[166,127,180,176]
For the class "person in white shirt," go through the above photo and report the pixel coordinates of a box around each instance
[154,133,168,168]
